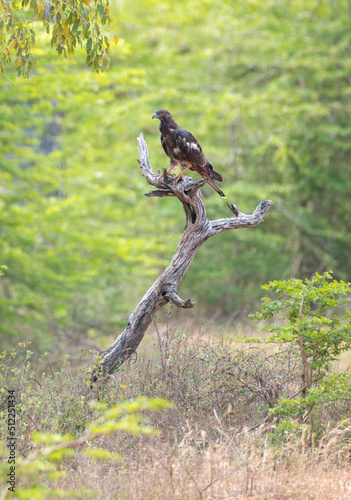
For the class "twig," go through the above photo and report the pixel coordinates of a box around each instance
[296,299,310,393]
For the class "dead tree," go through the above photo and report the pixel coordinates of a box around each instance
[91,134,273,383]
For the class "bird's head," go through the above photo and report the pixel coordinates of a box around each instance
[152,109,172,121]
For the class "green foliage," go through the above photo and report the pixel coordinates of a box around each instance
[0,395,170,499]
[0,0,114,77]
[252,272,351,423]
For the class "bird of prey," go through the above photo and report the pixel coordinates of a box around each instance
[152,109,225,197]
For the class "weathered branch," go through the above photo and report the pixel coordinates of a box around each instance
[164,289,196,309]
[227,202,239,217]
[209,199,274,236]
[91,134,274,384]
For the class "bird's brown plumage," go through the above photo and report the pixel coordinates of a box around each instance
[152,109,225,197]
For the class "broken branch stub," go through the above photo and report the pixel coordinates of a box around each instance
[90,134,273,384]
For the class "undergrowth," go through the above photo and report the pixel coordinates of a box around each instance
[1,324,350,498]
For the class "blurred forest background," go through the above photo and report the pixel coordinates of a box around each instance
[1,0,351,355]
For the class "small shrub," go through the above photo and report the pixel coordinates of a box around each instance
[252,271,351,429]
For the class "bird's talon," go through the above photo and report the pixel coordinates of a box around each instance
[174,173,184,183]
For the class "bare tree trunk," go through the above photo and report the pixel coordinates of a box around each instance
[91,134,273,383]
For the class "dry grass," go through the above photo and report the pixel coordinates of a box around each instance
[59,420,351,499]
[1,324,351,499]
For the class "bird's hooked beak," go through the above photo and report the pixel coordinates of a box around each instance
[152,112,157,119]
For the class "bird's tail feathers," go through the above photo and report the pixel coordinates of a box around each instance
[206,176,226,198]
[205,160,223,182]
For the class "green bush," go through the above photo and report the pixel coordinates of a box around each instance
[252,271,351,427]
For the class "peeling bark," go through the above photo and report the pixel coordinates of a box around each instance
[91,134,274,384]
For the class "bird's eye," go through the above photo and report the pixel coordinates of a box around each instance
[161,112,164,115]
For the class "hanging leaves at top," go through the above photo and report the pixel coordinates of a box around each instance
[0,0,115,77]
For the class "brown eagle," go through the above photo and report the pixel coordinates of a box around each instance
[152,109,225,197]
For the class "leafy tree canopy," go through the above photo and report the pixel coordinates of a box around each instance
[0,0,114,77]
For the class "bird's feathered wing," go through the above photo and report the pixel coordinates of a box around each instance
[174,129,225,197]
[160,134,170,159]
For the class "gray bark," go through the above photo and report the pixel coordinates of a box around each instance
[91,134,273,383]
